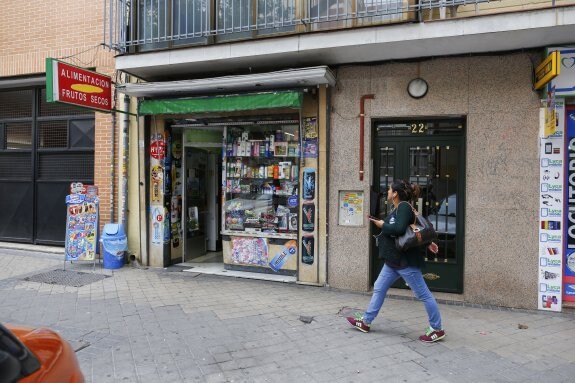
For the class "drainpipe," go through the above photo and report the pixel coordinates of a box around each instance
[121,94,130,227]
[110,110,116,221]
[359,94,375,181]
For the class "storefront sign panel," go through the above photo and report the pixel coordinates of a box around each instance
[539,100,564,311]
[534,51,560,90]
[564,105,575,302]
[548,48,575,96]
[46,58,112,112]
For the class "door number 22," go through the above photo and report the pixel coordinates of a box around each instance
[410,123,426,134]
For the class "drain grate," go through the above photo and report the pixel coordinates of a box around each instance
[23,269,109,287]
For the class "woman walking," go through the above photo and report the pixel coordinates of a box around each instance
[346,179,445,343]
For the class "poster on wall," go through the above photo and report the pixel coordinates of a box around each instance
[338,190,364,226]
[231,237,268,266]
[269,240,297,272]
[563,105,575,303]
[302,235,314,265]
[65,184,99,262]
[548,47,575,96]
[151,206,164,245]
[303,117,318,141]
[539,99,565,311]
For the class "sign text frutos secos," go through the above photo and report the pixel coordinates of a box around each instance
[46,59,112,112]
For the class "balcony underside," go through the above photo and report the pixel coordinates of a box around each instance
[116,6,575,81]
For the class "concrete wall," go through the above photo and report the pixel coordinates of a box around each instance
[328,53,541,309]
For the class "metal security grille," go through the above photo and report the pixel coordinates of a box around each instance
[39,89,91,117]
[0,90,33,119]
[0,152,32,179]
[38,121,68,148]
[37,153,95,179]
[5,122,32,150]
[0,87,95,245]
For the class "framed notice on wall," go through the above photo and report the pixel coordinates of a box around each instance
[338,190,364,226]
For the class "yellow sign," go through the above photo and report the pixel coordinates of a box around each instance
[534,51,560,90]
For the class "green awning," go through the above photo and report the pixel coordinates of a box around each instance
[139,91,302,115]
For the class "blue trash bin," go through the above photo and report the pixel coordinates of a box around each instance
[101,223,128,269]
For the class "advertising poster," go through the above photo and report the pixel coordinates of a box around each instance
[302,235,314,265]
[303,169,316,200]
[338,190,364,226]
[564,105,575,302]
[151,206,164,245]
[65,185,99,262]
[231,237,268,266]
[302,203,315,232]
[269,240,297,272]
[539,99,564,311]
[303,117,318,141]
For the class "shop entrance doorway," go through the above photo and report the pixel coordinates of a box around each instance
[182,143,222,263]
[372,118,465,293]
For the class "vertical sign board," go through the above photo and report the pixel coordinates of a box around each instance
[65,184,99,262]
[564,106,575,302]
[539,100,565,311]
[150,133,166,246]
[46,58,112,112]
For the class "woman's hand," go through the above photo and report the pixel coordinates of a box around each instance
[427,242,439,254]
[368,217,383,229]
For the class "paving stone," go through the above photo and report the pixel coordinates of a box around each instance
[3,248,575,383]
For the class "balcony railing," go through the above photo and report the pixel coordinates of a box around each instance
[104,0,572,53]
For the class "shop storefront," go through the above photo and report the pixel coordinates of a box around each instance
[122,67,334,285]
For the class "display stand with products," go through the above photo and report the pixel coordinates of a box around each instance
[221,123,301,274]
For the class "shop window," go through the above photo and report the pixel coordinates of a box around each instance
[223,123,300,235]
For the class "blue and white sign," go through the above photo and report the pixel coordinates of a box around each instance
[548,47,575,96]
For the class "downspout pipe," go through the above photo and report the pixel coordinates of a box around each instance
[359,94,375,181]
[121,94,130,226]
[110,110,116,221]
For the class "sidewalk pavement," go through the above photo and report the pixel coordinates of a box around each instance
[1,247,575,383]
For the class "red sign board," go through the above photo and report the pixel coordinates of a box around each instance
[150,139,166,160]
[46,59,112,112]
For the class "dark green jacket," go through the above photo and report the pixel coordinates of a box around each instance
[376,202,425,269]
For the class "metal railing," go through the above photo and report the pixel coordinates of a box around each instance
[104,0,571,52]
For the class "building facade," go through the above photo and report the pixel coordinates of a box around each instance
[105,0,575,309]
[0,0,117,245]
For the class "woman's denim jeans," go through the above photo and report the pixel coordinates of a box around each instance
[363,264,442,330]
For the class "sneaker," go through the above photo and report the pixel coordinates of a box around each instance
[346,313,370,333]
[419,326,445,343]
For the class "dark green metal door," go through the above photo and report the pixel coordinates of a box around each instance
[371,118,465,293]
